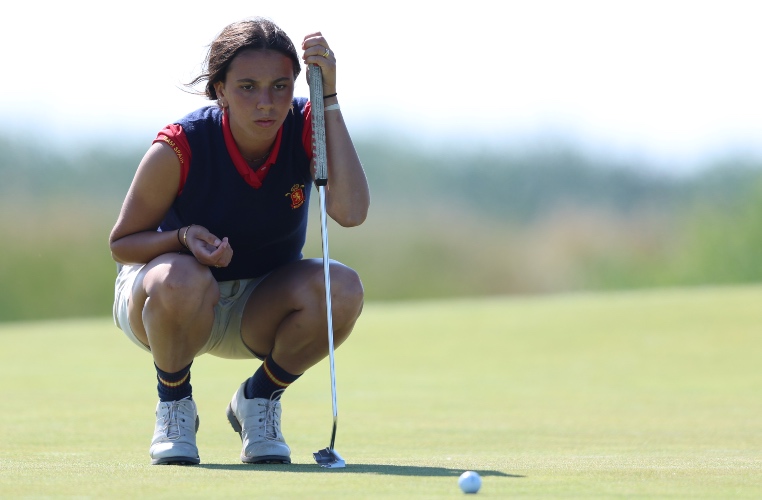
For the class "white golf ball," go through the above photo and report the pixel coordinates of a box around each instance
[458,471,482,494]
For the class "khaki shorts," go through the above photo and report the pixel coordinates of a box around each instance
[112,264,267,360]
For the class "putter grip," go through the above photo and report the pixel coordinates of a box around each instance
[309,65,328,186]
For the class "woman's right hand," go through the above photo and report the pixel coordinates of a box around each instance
[184,225,233,268]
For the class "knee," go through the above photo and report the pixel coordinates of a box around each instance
[326,262,364,321]
[332,263,364,305]
[148,260,219,313]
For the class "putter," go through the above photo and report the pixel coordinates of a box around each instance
[309,64,346,469]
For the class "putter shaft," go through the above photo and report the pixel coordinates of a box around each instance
[310,63,344,467]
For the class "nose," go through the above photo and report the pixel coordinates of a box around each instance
[257,89,274,110]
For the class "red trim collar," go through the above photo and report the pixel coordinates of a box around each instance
[222,107,281,189]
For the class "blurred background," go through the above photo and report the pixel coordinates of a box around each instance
[2,0,761,322]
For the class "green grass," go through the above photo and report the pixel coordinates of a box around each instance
[1,286,761,498]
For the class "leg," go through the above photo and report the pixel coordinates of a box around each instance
[127,253,220,465]
[128,253,220,371]
[226,258,364,463]
[241,258,364,374]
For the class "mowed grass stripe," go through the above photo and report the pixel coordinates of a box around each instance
[1,285,761,498]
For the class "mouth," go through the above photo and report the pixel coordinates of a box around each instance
[255,118,277,128]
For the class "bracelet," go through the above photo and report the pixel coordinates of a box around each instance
[177,227,184,249]
[323,93,337,99]
[324,103,341,111]
[183,224,194,250]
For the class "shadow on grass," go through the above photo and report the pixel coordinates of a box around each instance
[196,463,522,477]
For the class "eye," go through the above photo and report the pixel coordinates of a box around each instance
[274,84,288,91]
[241,84,254,91]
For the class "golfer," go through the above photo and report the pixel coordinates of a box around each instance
[109,17,369,465]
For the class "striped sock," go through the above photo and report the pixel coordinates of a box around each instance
[155,362,193,402]
[244,355,301,400]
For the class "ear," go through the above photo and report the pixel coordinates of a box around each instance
[214,81,227,107]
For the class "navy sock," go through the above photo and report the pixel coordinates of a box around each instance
[244,355,301,400]
[155,361,193,402]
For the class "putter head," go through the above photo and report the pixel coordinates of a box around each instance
[313,447,346,468]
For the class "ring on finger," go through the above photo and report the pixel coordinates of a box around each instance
[322,48,330,58]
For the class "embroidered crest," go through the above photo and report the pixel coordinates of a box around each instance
[285,184,306,209]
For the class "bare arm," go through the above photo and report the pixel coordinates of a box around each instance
[109,142,233,266]
[109,142,184,264]
[303,32,370,227]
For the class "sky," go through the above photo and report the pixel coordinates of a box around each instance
[2,0,761,173]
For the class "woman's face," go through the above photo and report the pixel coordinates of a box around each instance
[215,49,296,144]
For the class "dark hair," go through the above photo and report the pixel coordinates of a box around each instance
[187,17,302,100]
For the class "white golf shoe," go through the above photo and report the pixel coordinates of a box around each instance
[226,383,291,463]
[149,398,200,465]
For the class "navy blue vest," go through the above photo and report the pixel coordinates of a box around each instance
[159,99,313,281]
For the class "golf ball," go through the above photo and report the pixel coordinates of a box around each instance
[458,471,482,494]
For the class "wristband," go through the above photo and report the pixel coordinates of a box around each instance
[324,103,341,111]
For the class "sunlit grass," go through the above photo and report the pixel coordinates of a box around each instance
[1,287,761,498]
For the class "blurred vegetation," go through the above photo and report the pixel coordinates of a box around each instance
[1,132,761,322]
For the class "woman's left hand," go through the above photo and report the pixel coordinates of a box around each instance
[302,32,337,95]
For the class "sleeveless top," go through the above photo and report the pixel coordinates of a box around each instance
[157,99,314,281]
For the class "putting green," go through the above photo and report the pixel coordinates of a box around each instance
[1,285,760,498]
